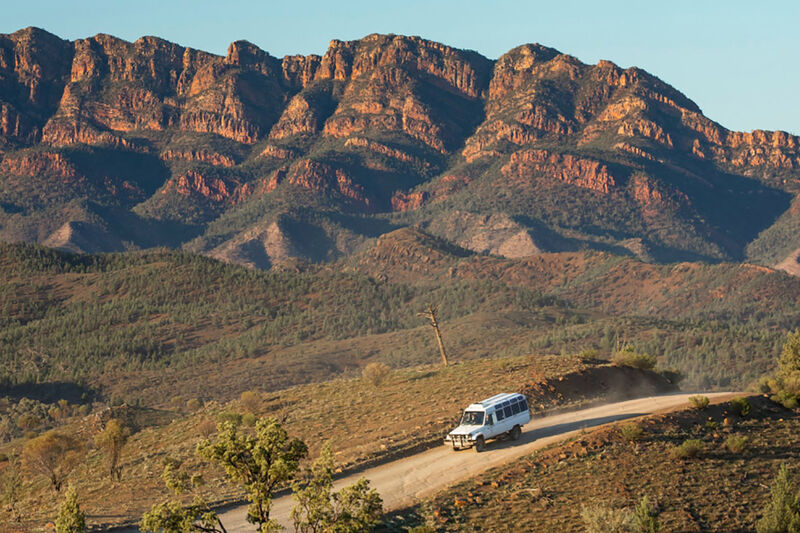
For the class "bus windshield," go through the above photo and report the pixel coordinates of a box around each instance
[461,411,485,426]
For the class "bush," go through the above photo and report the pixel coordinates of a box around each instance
[729,397,752,417]
[581,504,633,533]
[217,411,242,427]
[16,413,40,431]
[688,395,710,411]
[407,527,436,533]
[725,434,748,454]
[632,495,660,533]
[578,348,599,362]
[185,398,202,412]
[756,464,800,533]
[770,390,799,410]
[242,413,257,427]
[620,423,644,443]
[362,362,391,387]
[612,347,656,371]
[197,418,217,438]
[55,485,86,533]
[240,390,262,414]
[670,439,704,460]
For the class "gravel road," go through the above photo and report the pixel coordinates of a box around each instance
[203,392,735,532]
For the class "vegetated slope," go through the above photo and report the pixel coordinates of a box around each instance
[1,237,797,402]
[349,227,800,387]
[1,27,799,266]
[0,355,669,530]
[398,395,797,532]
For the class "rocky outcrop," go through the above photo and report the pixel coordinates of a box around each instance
[501,149,616,193]
[0,151,77,178]
[2,28,800,266]
[284,159,371,208]
[161,170,252,205]
[0,27,74,144]
[160,149,237,167]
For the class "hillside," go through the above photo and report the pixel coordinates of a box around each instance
[1,28,799,266]
[0,355,675,531]
[1,239,799,404]
[397,395,799,532]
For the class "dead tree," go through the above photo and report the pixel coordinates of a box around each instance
[418,304,448,367]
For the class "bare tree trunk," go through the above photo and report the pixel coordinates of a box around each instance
[418,305,448,367]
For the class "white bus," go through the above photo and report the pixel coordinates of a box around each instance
[445,393,531,452]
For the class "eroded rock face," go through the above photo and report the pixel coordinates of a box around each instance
[0,151,77,178]
[2,27,800,266]
[501,149,616,194]
[285,159,372,209]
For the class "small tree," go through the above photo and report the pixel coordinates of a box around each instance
[756,464,800,533]
[291,443,383,533]
[140,459,226,533]
[198,417,308,532]
[22,431,82,492]
[55,485,86,533]
[778,330,800,378]
[292,443,336,533]
[1,456,23,522]
[329,478,383,533]
[94,418,129,481]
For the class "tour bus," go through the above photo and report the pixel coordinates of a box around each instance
[445,392,531,452]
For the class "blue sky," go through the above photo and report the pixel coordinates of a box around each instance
[4,1,798,134]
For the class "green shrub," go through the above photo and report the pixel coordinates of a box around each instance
[216,411,242,427]
[688,395,710,411]
[670,439,704,460]
[242,413,257,427]
[632,495,660,533]
[756,464,800,533]
[770,390,799,410]
[725,434,748,454]
[612,347,656,371]
[729,397,752,417]
[185,398,202,412]
[407,527,436,533]
[705,420,719,431]
[578,348,599,362]
[620,423,644,443]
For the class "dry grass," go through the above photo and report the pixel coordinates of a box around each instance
[0,354,587,530]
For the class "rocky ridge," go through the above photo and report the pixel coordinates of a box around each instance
[1,27,799,268]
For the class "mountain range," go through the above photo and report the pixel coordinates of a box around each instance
[1,26,799,271]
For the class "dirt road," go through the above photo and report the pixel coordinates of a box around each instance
[204,392,733,532]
